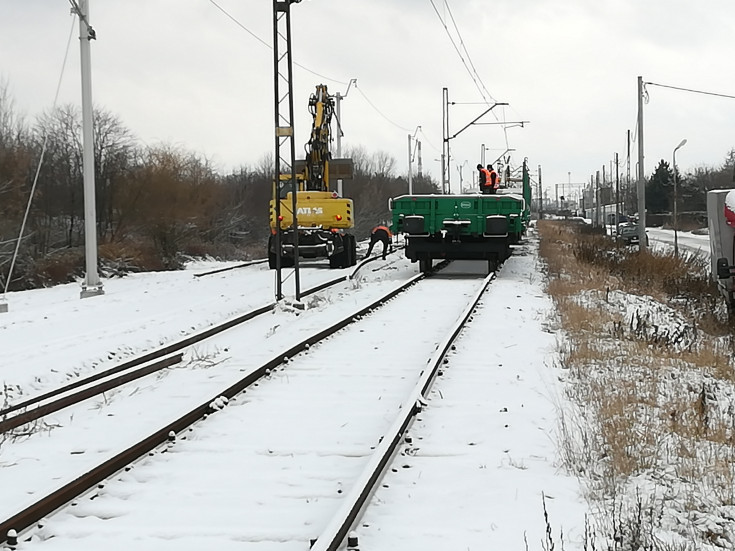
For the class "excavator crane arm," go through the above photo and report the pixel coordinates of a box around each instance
[303,84,334,191]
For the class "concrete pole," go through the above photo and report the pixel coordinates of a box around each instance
[595,172,600,227]
[615,152,620,224]
[537,164,543,219]
[79,0,103,298]
[481,143,486,166]
[672,138,687,258]
[626,130,631,212]
[417,141,423,177]
[637,76,647,250]
[441,154,446,195]
[442,87,450,194]
[407,134,413,194]
[335,92,343,197]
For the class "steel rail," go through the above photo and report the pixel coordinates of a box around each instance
[193,258,268,277]
[0,268,369,419]
[0,354,183,434]
[0,270,427,545]
[310,271,496,551]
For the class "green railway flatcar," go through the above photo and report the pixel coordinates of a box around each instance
[390,160,532,274]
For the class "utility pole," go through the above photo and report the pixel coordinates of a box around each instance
[417,141,423,177]
[626,129,631,213]
[537,164,543,219]
[442,87,450,194]
[76,0,103,299]
[272,0,301,300]
[407,134,413,195]
[442,87,508,195]
[595,172,600,227]
[334,78,356,198]
[637,76,647,250]
[407,126,420,194]
[481,143,486,166]
[615,152,620,223]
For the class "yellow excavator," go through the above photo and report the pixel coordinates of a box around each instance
[268,84,356,269]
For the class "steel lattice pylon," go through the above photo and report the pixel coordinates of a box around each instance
[272,0,301,300]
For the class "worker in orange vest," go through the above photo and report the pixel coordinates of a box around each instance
[477,164,487,190]
[479,165,492,194]
[485,164,499,194]
[365,224,393,259]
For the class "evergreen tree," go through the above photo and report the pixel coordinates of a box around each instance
[646,159,674,213]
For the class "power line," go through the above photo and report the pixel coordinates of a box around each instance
[210,2,424,146]
[208,0,270,48]
[644,81,735,101]
[4,17,76,301]
[354,84,412,132]
[419,127,441,154]
[441,0,495,104]
[208,0,347,85]
[428,0,496,107]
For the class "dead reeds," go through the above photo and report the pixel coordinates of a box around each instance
[538,219,735,551]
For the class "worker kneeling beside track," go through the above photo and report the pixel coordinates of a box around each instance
[364,225,393,260]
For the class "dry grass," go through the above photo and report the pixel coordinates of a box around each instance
[538,220,735,550]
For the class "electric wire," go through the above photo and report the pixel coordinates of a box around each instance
[418,127,441,154]
[68,0,95,39]
[644,81,735,101]
[3,17,75,300]
[209,2,427,175]
[208,0,347,85]
[354,84,412,133]
[441,0,496,104]
[428,0,497,110]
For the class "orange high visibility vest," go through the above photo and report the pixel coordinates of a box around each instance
[481,169,492,187]
[372,225,392,238]
[489,169,499,189]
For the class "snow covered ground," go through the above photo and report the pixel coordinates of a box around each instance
[0,235,588,550]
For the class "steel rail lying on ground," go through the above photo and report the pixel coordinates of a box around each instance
[310,271,496,551]
[0,354,183,434]
[0,267,372,420]
[0,269,427,546]
[193,258,268,277]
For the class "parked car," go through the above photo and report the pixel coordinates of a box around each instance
[617,224,648,246]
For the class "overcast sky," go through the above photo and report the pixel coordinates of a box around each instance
[2,0,735,197]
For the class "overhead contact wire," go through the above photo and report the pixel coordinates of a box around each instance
[208,0,347,85]
[3,16,75,300]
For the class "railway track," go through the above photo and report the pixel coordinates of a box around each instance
[0,255,387,434]
[0,262,483,548]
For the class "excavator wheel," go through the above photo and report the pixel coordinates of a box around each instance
[346,234,357,266]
